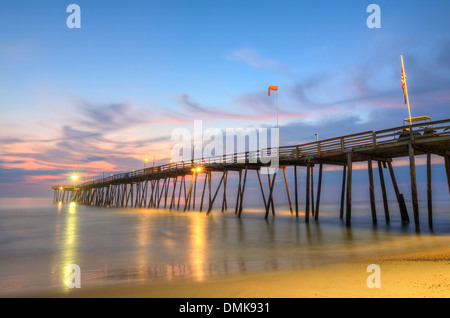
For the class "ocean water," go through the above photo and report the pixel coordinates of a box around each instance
[0,197,449,296]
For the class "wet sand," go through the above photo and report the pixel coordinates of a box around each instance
[35,242,450,298]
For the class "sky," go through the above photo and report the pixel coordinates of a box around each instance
[0,0,450,202]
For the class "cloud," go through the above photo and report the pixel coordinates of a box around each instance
[61,125,102,140]
[175,93,279,122]
[76,101,151,131]
[226,48,292,76]
[0,96,181,187]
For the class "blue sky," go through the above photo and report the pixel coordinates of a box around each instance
[0,0,449,201]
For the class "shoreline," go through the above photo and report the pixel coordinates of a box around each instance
[25,243,450,298]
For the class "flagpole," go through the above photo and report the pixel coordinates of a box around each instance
[401,55,412,125]
[268,85,280,160]
[277,90,279,148]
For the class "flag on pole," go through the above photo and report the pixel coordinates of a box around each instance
[268,85,278,96]
[401,62,407,104]
[400,55,412,125]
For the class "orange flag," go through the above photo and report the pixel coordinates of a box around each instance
[268,86,278,96]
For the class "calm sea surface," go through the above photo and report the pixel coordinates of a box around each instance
[1,197,449,296]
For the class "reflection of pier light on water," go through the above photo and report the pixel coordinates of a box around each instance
[136,211,150,282]
[61,201,78,290]
[190,215,206,282]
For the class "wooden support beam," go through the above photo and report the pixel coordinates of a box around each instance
[183,176,187,206]
[184,175,195,212]
[152,180,158,208]
[208,172,212,211]
[408,143,420,232]
[235,170,242,215]
[155,180,160,208]
[340,166,346,220]
[310,164,315,217]
[187,175,193,210]
[137,183,142,207]
[170,176,178,210]
[157,179,166,209]
[177,176,183,210]
[368,159,377,225]
[125,184,131,207]
[238,166,248,217]
[387,161,410,224]
[104,187,109,206]
[116,184,121,207]
[377,161,390,224]
[138,183,142,207]
[267,172,275,216]
[164,177,170,209]
[121,185,125,207]
[134,182,140,207]
[445,154,450,197]
[283,167,293,214]
[150,182,155,208]
[346,153,352,227]
[222,170,228,212]
[427,153,433,230]
[125,184,132,207]
[193,174,198,209]
[315,163,323,221]
[200,173,208,212]
[305,160,311,223]
[256,169,267,211]
[264,171,277,220]
[207,172,226,215]
[294,165,299,218]
[135,183,139,207]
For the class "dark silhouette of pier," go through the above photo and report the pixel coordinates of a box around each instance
[53,118,450,232]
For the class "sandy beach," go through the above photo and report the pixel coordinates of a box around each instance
[34,241,450,298]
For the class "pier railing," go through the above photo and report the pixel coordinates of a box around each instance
[75,119,450,188]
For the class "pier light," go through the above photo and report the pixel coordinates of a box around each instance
[72,174,78,187]
[59,186,63,190]
[191,166,202,173]
[69,202,76,208]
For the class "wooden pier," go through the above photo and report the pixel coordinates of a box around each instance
[52,118,450,231]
